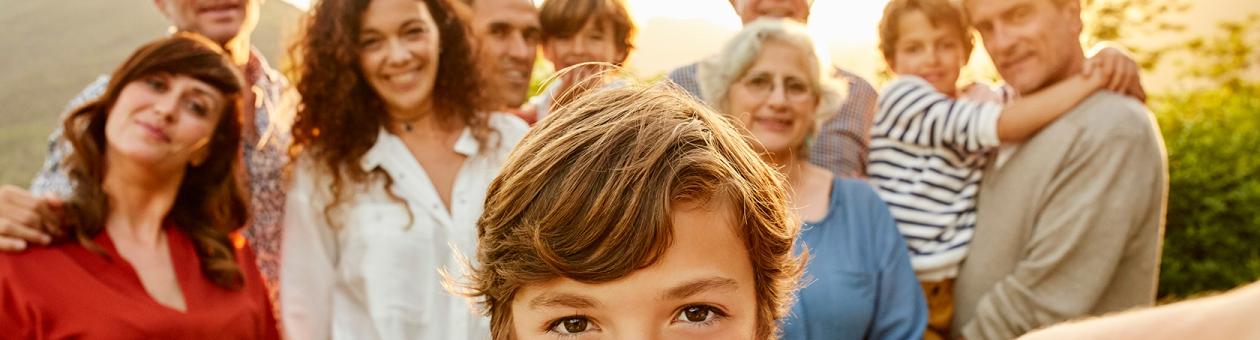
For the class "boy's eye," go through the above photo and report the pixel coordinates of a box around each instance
[547,316,596,335]
[674,305,725,324]
[900,43,922,54]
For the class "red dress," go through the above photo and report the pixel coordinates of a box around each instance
[0,226,279,339]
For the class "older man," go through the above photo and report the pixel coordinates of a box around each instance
[0,0,294,291]
[462,0,541,112]
[667,0,878,178]
[952,0,1169,339]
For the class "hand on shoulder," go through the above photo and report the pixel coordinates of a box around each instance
[0,185,63,252]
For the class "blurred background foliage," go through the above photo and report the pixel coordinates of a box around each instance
[1084,0,1260,299]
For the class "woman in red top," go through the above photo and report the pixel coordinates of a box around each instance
[0,33,278,339]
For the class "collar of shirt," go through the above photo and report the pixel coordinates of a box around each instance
[358,127,479,172]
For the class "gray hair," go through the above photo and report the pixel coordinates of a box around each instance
[697,18,846,148]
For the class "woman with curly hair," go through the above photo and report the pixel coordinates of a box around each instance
[279,0,528,338]
[0,33,277,338]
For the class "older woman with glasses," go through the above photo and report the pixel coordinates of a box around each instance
[696,18,928,340]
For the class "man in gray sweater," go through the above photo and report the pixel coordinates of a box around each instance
[952,0,1169,339]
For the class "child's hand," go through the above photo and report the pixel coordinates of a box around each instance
[961,83,1004,104]
[1084,45,1147,102]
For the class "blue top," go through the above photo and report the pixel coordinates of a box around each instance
[781,178,928,340]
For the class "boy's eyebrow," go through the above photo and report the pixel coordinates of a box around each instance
[529,292,601,309]
[661,277,739,301]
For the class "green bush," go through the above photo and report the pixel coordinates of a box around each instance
[1154,83,1260,299]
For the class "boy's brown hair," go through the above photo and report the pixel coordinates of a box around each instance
[878,0,974,66]
[460,81,805,339]
[539,0,636,65]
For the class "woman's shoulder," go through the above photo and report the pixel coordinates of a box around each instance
[831,178,888,211]
[828,178,898,237]
[0,241,85,278]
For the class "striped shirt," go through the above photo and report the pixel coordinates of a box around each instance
[867,76,1003,281]
[667,62,877,177]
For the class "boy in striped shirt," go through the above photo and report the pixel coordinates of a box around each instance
[869,0,1145,338]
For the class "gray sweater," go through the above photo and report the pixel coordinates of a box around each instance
[952,92,1169,339]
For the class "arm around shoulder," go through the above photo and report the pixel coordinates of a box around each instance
[962,111,1168,339]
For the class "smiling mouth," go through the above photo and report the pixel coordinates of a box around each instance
[502,65,531,87]
[754,116,794,132]
[137,121,171,143]
[198,1,241,16]
[1000,54,1033,72]
[384,70,422,89]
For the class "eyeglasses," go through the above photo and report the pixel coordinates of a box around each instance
[734,74,816,104]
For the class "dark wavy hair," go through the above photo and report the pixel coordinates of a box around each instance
[289,0,487,227]
[62,33,249,290]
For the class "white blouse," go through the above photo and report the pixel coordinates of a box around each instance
[280,114,529,340]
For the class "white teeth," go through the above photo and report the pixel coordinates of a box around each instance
[508,71,527,81]
[388,71,417,85]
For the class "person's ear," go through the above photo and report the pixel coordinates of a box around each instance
[1063,0,1084,35]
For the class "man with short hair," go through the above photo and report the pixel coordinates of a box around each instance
[0,0,294,293]
[952,0,1169,338]
[462,0,542,112]
[668,0,878,178]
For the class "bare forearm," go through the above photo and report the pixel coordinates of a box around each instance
[997,75,1099,142]
[1020,281,1260,340]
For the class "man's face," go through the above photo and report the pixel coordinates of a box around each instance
[966,0,1084,94]
[154,0,261,45]
[730,0,810,24]
[470,0,540,109]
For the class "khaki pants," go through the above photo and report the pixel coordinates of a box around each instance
[921,279,955,340]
